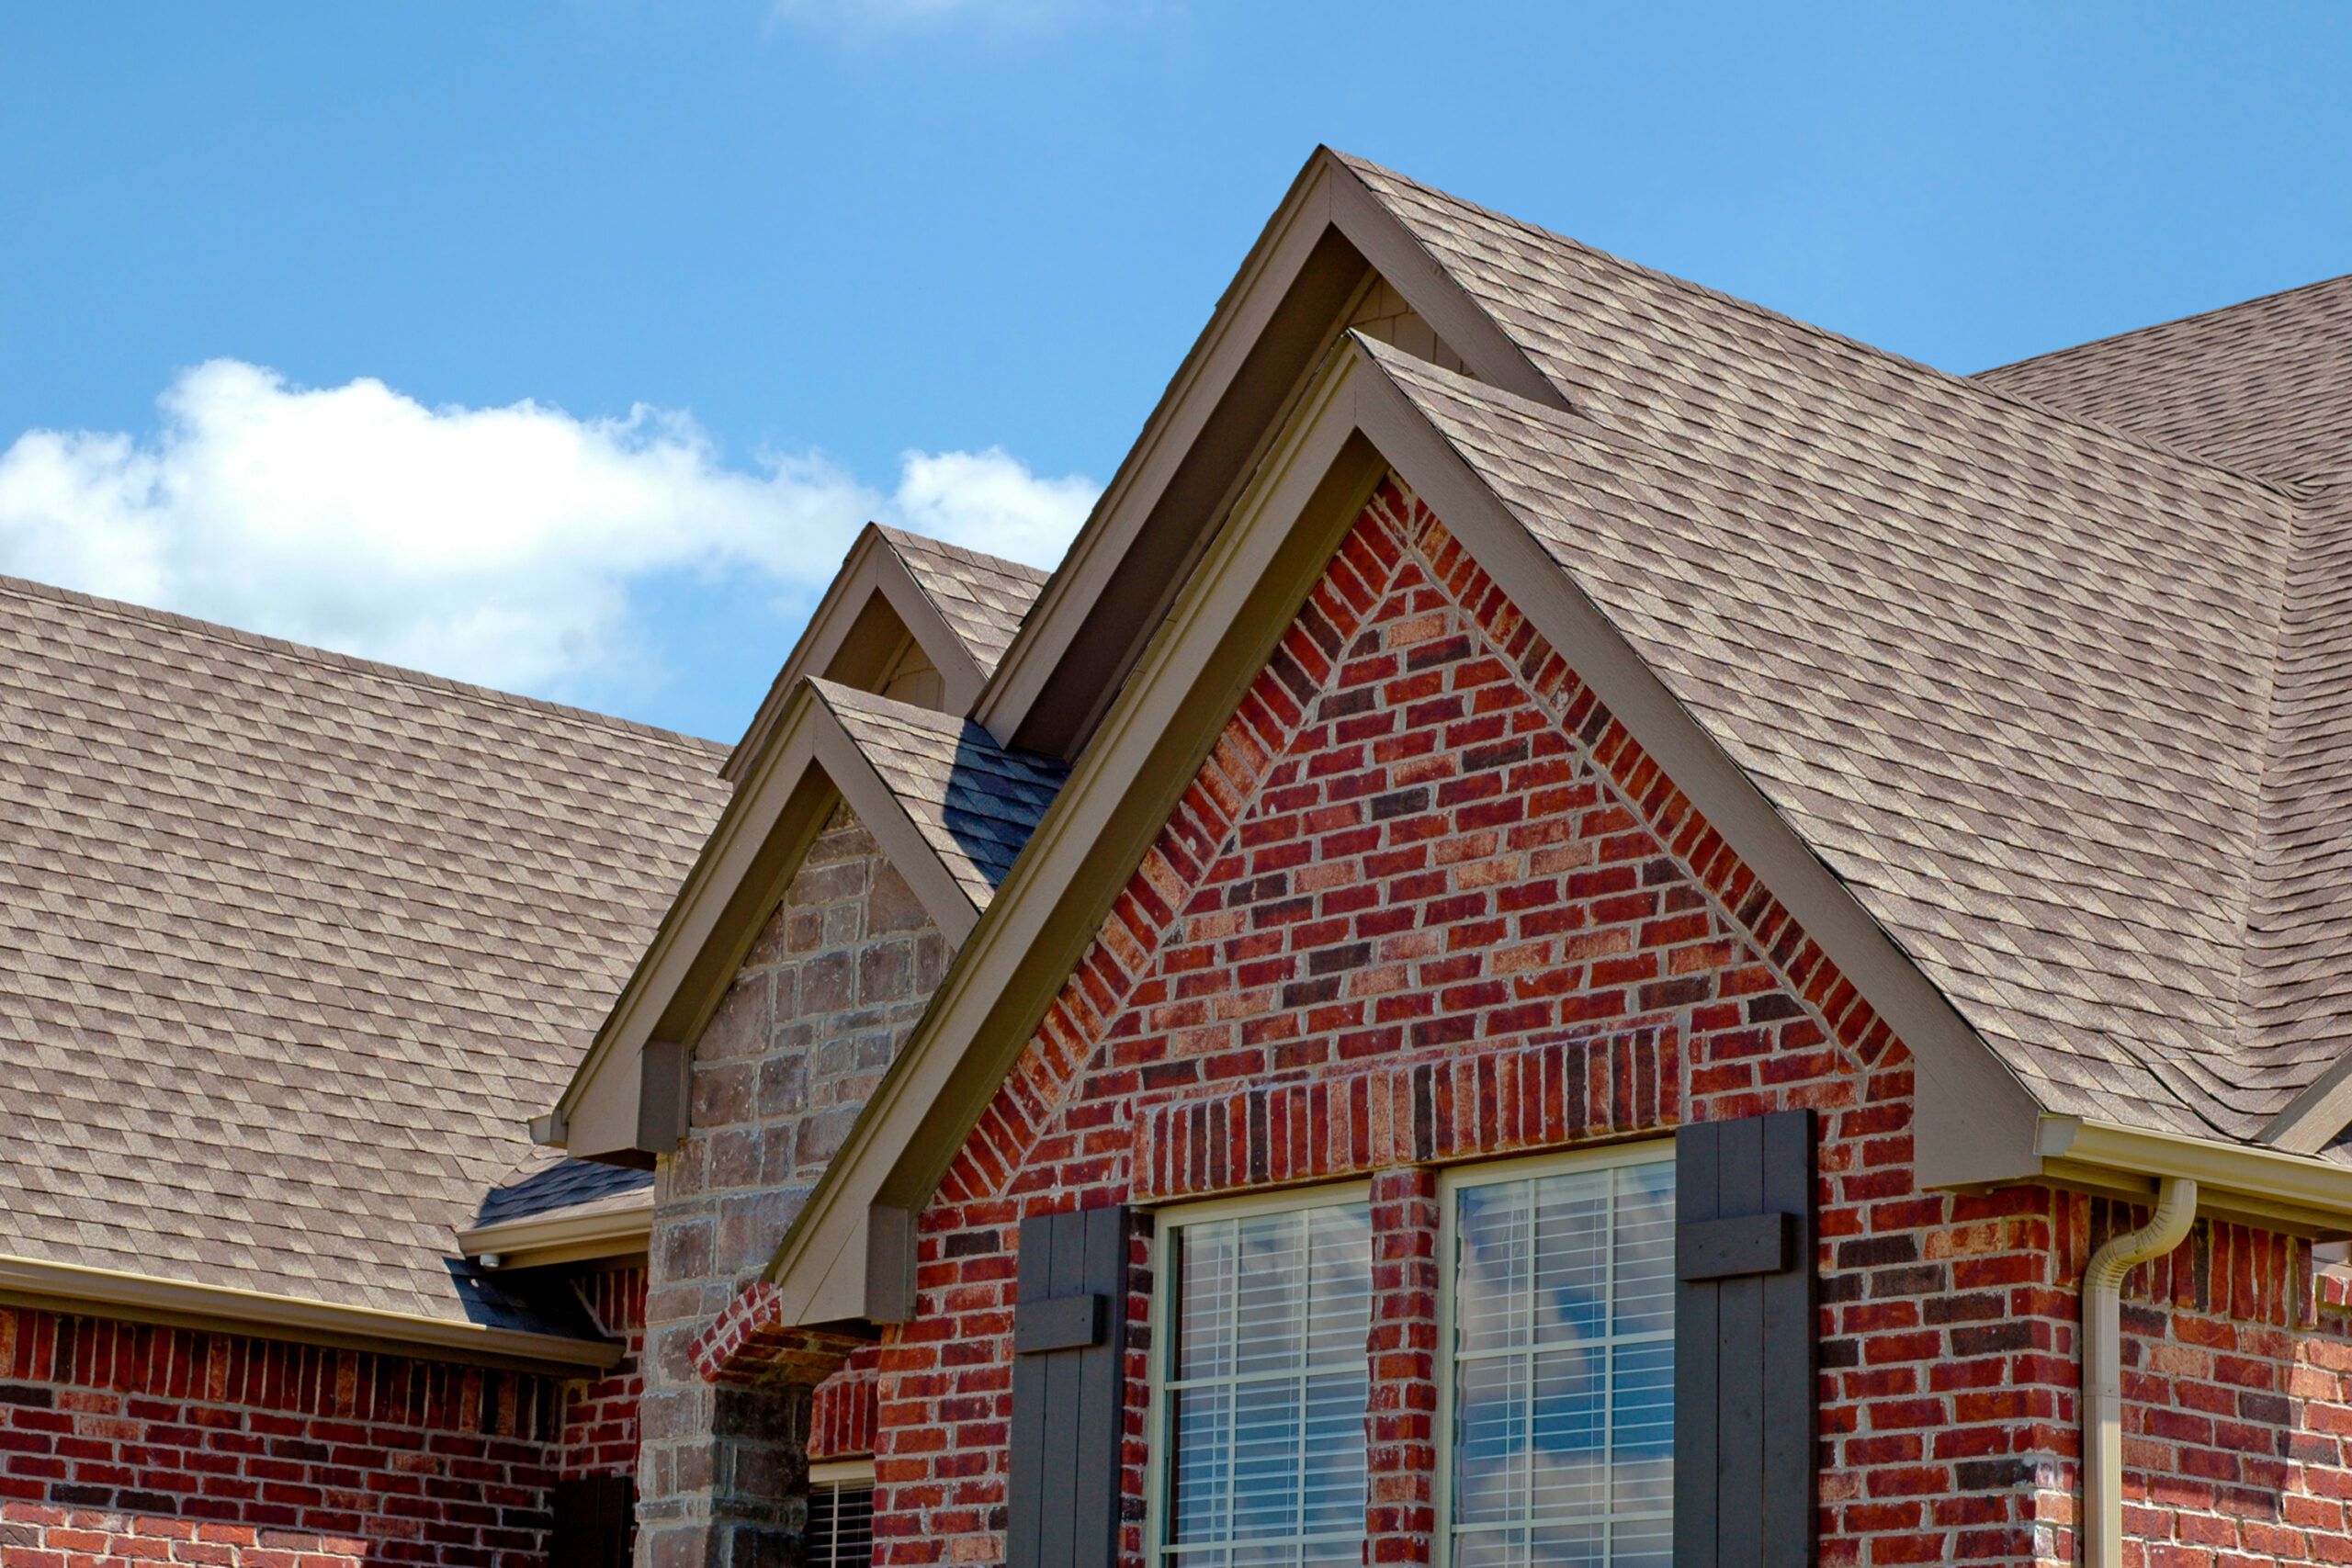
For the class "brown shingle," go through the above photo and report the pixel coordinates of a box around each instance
[873,525,1052,675]
[0,577,728,1328]
[1973,278,2352,1114]
[810,679,1066,906]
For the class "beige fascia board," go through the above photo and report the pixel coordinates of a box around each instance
[554,683,982,1158]
[722,526,988,786]
[556,682,830,1150]
[761,344,1385,1330]
[454,1198,653,1271]
[970,152,1346,750]
[0,1254,623,1374]
[1320,159,1557,409]
[2038,1115,2352,1235]
[725,528,885,785]
[973,146,1562,757]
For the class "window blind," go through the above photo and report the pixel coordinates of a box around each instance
[1448,1155,1677,1567]
[1159,1199,1373,1566]
[807,1479,875,1568]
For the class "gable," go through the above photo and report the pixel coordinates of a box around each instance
[971,147,1559,760]
[550,679,1062,1167]
[930,479,1869,1219]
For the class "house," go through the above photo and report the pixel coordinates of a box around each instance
[6,145,2352,1568]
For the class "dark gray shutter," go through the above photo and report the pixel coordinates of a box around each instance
[549,1473,635,1568]
[1675,1109,1816,1568]
[1006,1204,1130,1568]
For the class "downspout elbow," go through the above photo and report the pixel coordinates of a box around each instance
[2081,1177,2197,1568]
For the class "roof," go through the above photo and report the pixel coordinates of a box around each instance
[874,526,1053,677]
[809,680,1068,908]
[1331,150,2352,1145]
[721,523,1052,787]
[1976,272,2352,485]
[0,576,729,1333]
[474,1146,655,1231]
[1972,274,2352,1135]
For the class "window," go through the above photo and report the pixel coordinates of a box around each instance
[1149,1186,1374,1567]
[806,1461,875,1568]
[1442,1146,1677,1568]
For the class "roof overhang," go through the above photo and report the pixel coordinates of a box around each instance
[0,1254,623,1374]
[2037,1117,2352,1237]
[972,146,1566,761]
[754,334,2059,1334]
[547,681,990,1166]
[455,1197,654,1271]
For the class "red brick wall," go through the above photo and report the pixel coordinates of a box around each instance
[0,1304,560,1568]
[869,478,2346,1568]
[559,1267,647,1479]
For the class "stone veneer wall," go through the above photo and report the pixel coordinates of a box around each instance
[636,803,948,1568]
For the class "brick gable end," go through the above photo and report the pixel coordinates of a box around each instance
[856,477,2339,1568]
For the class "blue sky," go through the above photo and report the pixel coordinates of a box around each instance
[4,2,2347,741]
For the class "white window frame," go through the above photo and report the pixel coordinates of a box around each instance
[1142,1180,1374,1567]
[1433,1139,1678,1568]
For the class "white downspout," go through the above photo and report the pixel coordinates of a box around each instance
[2081,1177,2197,1568]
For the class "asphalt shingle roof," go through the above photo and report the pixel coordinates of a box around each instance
[874,525,1052,676]
[811,679,1067,908]
[1340,151,2352,1143]
[0,577,728,1328]
[1972,274,2352,1113]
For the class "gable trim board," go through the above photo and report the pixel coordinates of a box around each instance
[756,333,2351,1337]
[549,680,996,1163]
[0,1253,624,1375]
[972,146,1561,761]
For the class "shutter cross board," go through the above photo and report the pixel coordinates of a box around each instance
[1014,1292,1110,1355]
[1006,1204,1131,1568]
[1675,1109,1817,1568]
[1679,1212,1796,1280]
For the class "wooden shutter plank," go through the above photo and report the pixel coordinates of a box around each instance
[1760,1108,1818,1568]
[1713,1115,1767,1568]
[1039,1210,1090,1568]
[1072,1205,1126,1568]
[1676,1109,1816,1568]
[1007,1213,1057,1566]
[1675,1121,1722,1568]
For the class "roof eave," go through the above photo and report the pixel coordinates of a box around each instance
[0,1254,623,1374]
[455,1197,653,1271]
[2038,1116,2352,1235]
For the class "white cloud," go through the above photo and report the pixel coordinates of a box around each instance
[0,359,1095,699]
